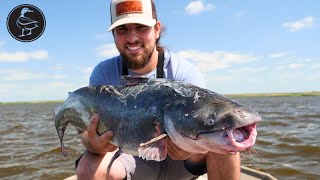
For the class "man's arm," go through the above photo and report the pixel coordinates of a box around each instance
[77,114,127,180]
[166,137,240,180]
[206,152,241,180]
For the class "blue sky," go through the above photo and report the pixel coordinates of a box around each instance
[1,0,319,102]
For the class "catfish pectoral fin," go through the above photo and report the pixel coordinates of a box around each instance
[139,134,167,147]
[138,134,167,161]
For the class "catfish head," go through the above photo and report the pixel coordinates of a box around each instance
[164,88,261,154]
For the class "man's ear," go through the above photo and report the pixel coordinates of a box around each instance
[155,21,161,39]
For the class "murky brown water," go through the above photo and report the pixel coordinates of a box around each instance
[238,96,320,180]
[0,96,319,180]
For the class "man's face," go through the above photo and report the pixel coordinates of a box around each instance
[113,23,160,70]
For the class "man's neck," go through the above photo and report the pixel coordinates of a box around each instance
[131,49,159,75]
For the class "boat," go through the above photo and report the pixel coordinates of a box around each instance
[197,166,277,180]
[64,166,277,180]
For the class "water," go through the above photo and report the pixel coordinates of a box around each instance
[0,96,319,180]
[0,103,84,180]
[237,96,320,180]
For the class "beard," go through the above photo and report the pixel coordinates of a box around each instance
[121,44,156,70]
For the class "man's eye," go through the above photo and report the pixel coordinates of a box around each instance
[115,27,126,33]
[137,25,148,31]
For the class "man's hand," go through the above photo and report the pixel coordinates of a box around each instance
[81,113,118,154]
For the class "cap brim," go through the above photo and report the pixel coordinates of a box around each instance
[108,17,156,31]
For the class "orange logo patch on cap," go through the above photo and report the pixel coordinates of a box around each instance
[116,1,143,17]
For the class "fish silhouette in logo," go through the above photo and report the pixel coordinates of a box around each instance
[16,7,38,37]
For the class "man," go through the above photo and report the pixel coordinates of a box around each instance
[76,0,240,179]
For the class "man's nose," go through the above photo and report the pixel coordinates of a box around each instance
[126,30,138,43]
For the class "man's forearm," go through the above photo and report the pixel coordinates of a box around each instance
[206,152,241,180]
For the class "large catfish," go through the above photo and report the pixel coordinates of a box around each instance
[54,76,261,161]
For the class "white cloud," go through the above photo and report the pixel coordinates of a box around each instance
[50,74,66,80]
[185,0,215,15]
[48,81,75,88]
[0,73,90,101]
[0,40,5,48]
[310,63,320,69]
[14,82,78,101]
[51,63,65,71]
[308,75,320,81]
[0,84,16,101]
[176,49,257,73]
[0,69,44,81]
[49,64,92,82]
[289,63,305,69]
[282,16,315,32]
[278,71,304,79]
[206,75,234,82]
[96,43,118,58]
[268,51,289,58]
[95,32,111,40]
[0,83,17,92]
[83,67,93,74]
[275,65,287,71]
[0,50,48,62]
[228,67,268,74]
[82,66,94,81]
[304,58,312,63]
[235,10,247,17]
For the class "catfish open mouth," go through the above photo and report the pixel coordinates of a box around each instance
[225,123,258,150]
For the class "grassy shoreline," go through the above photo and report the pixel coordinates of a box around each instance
[1,91,319,104]
[0,100,64,105]
[226,91,320,98]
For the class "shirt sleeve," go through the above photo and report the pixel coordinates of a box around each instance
[89,57,122,86]
[165,51,207,89]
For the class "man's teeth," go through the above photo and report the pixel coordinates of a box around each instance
[128,46,140,50]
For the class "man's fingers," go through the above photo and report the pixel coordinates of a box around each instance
[87,113,99,137]
[80,113,119,154]
[100,130,118,151]
[100,130,114,141]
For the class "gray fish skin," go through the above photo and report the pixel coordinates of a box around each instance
[54,76,261,161]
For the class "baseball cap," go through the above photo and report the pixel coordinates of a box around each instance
[108,0,157,31]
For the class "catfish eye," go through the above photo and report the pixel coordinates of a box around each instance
[206,113,216,125]
[206,118,215,125]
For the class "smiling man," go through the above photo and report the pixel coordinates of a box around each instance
[75,0,240,179]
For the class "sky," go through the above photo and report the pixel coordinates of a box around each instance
[0,0,320,102]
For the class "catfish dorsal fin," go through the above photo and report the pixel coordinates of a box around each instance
[120,76,149,86]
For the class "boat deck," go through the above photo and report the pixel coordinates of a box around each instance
[65,166,277,180]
